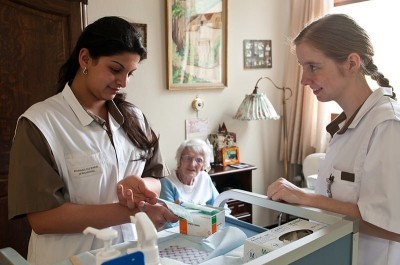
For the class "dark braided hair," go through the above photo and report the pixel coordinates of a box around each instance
[57,16,157,157]
[294,14,395,99]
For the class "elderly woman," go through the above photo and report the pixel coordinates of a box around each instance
[160,138,219,207]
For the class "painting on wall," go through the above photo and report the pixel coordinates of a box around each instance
[243,40,272,69]
[166,0,228,90]
[131,23,147,59]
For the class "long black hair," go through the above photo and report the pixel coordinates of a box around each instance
[57,16,157,157]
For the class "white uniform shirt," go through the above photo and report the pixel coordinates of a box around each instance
[316,87,400,265]
[21,84,148,265]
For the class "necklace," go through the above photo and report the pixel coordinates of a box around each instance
[176,171,184,183]
[176,171,194,186]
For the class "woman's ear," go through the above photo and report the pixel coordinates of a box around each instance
[347,53,361,72]
[78,48,90,69]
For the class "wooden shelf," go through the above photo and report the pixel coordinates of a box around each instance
[209,163,257,223]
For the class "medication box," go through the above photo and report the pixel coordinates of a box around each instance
[179,206,225,237]
[243,218,327,262]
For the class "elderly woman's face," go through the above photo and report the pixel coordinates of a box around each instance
[178,148,204,179]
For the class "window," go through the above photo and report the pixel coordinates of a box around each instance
[328,0,400,117]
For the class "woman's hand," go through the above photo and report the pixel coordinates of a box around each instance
[137,201,179,229]
[266,177,308,204]
[117,176,158,209]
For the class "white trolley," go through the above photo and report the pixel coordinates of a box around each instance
[0,189,359,265]
[214,189,359,265]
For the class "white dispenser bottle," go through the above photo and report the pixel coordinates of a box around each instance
[128,212,161,265]
[83,227,121,265]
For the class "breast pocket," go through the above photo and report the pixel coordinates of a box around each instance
[331,167,360,203]
[65,152,104,203]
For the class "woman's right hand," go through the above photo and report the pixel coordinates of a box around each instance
[266,177,308,205]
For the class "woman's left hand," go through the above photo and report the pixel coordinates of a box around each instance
[137,201,179,229]
[117,176,158,209]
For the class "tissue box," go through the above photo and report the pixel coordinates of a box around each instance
[179,206,225,237]
[243,218,327,262]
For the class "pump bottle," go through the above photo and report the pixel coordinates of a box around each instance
[128,212,161,265]
[83,227,121,265]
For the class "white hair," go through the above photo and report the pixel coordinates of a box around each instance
[175,138,211,171]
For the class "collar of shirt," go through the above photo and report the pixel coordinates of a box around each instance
[326,87,394,137]
[61,84,124,127]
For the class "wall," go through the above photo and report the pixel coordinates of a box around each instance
[87,0,290,227]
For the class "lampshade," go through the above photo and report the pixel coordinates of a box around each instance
[233,92,280,120]
[233,76,292,179]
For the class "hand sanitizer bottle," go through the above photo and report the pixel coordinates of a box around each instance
[83,227,121,265]
[128,212,161,265]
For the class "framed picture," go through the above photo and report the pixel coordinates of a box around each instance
[131,23,147,59]
[221,146,240,166]
[243,40,272,69]
[166,0,228,90]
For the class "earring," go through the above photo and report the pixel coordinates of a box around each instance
[82,67,88,75]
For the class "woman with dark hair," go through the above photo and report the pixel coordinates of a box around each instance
[267,14,400,264]
[8,16,178,265]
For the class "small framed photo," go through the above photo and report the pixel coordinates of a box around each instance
[221,146,240,166]
[243,39,272,69]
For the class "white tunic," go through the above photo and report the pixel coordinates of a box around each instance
[21,85,147,265]
[316,87,400,265]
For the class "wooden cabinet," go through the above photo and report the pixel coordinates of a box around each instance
[209,164,256,223]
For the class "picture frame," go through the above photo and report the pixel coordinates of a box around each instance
[243,40,272,69]
[221,146,240,166]
[166,0,228,90]
[131,23,147,59]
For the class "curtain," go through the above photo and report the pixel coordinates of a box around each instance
[282,0,333,180]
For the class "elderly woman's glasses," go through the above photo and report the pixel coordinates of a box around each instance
[181,155,204,165]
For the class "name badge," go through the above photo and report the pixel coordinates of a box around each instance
[341,171,355,182]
